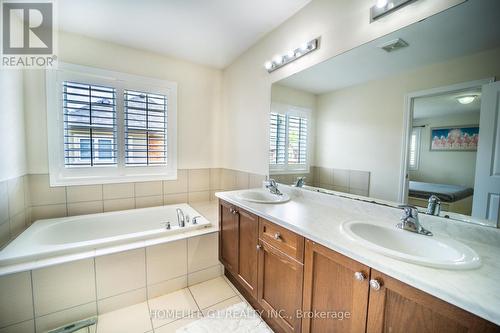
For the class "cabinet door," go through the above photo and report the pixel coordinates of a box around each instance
[302,240,370,333]
[219,200,238,274]
[367,269,500,333]
[258,240,303,333]
[236,208,259,298]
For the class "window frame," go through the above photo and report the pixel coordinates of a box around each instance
[46,63,178,186]
[408,127,421,171]
[269,102,311,174]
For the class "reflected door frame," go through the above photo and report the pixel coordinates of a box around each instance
[398,77,494,205]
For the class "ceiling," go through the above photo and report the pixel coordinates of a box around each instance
[58,0,311,68]
[413,89,481,119]
[278,0,500,94]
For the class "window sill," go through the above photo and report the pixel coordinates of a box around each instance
[48,171,178,187]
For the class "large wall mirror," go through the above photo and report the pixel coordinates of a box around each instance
[269,0,500,227]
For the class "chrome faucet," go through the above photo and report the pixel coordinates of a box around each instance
[265,179,282,196]
[176,208,186,227]
[426,195,441,216]
[397,205,432,236]
[294,176,306,188]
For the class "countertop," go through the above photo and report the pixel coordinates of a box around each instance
[215,186,500,325]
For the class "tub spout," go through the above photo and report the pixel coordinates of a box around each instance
[176,208,185,227]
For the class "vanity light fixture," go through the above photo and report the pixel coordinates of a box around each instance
[370,0,417,22]
[264,38,320,73]
[457,95,479,105]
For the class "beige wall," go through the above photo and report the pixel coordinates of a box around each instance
[220,0,464,176]
[0,70,26,182]
[25,31,223,174]
[314,47,500,201]
[410,112,480,188]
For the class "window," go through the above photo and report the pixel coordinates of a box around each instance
[47,63,177,186]
[409,127,421,170]
[269,103,310,173]
[124,90,167,166]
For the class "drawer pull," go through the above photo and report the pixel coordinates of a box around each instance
[273,232,281,240]
[354,271,365,281]
[229,207,239,215]
[370,279,382,291]
[256,244,262,250]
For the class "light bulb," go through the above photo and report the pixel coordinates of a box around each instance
[273,55,283,65]
[286,50,295,58]
[299,43,309,52]
[376,0,388,8]
[264,61,273,70]
[457,95,478,105]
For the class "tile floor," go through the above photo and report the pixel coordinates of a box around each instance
[95,276,270,333]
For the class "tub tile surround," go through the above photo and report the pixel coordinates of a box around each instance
[271,166,370,196]
[0,233,223,332]
[0,168,266,249]
[216,185,500,326]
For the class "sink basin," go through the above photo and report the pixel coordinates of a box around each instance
[237,189,290,204]
[340,220,481,270]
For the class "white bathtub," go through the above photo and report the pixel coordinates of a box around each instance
[0,203,211,266]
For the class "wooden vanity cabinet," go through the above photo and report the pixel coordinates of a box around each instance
[302,240,370,333]
[366,270,500,333]
[258,238,304,333]
[218,200,259,298]
[218,201,499,333]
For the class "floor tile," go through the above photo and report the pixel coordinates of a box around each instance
[148,289,199,328]
[188,277,236,309]
[153,316,199,333]
[97,301,151,333]
[201,296,242,316]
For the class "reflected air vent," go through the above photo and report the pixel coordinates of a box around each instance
[379,38,409,53]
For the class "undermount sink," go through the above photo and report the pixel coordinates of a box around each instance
[237,189,290,204]
[340,220,481,270]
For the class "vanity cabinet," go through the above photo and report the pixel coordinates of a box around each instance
[218,201,499,333]
[218,200,259,298]
[366,270,500,333]
[257,236,304,333]
[302,240,370,333]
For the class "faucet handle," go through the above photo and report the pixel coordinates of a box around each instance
[398,205,418,216]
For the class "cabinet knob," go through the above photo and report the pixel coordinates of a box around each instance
[354,271,365,281]
[229,208,238,215]
[370,279,382,291]
[256,244,262,250]
[273,232,281,240]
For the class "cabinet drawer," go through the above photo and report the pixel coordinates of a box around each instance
[259,218,304,263]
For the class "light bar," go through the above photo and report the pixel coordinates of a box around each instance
[370,0,417,22]
[264,38,320,73]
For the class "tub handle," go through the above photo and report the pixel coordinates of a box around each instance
[192,216,202,224]
[161,222,171,230]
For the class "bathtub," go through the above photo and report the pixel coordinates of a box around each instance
[0,203,212,267]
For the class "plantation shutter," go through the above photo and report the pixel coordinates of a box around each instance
[63,82,117,167]
[269,112,286,165]
[124,90,168,166]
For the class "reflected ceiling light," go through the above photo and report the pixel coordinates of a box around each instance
[376,0,388,8]
[264,38,320,73]
[370,0,417,22]
[457,95,478,105]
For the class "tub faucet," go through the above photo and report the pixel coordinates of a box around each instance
[397,205,432,236]
[265,179,282,196]
[426,195,441,216]
[176,208,185,227]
